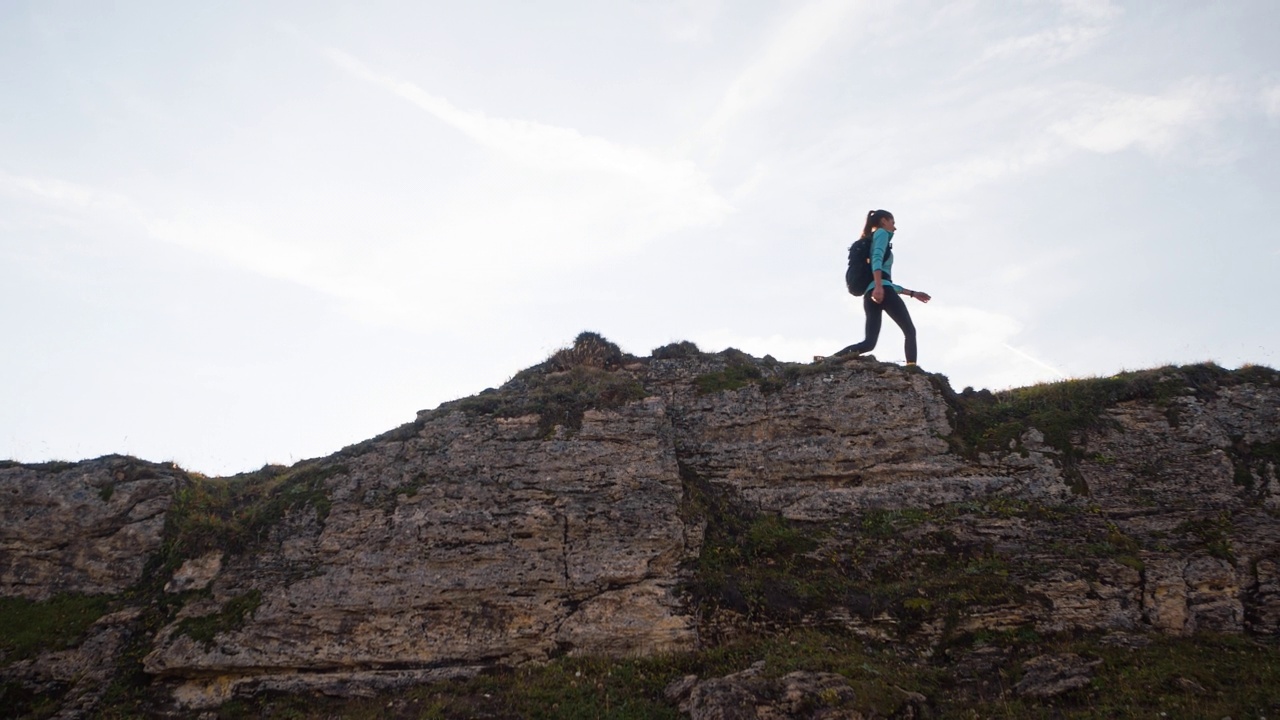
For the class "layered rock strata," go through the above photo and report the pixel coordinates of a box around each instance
[1,351,1278,716]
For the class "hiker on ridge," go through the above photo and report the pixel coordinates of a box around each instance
[834,209,930,365]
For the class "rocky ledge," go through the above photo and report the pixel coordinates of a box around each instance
[2,334,1278,718]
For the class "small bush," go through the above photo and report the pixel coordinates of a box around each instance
[548,331,624,371]
[162,463,342,564]
[652,340,702,360]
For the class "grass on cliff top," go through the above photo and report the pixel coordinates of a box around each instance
[160,462,343,564]
[434,333,647,435]
[692,348,846,396]
[0,593,112,666]
[945,362,1280,459]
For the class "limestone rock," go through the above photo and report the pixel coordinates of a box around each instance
[1014,653,1102,698]
[680,664,871,720]
[0,456,179,599]
[164,552,223,594]
[144,397,702,708]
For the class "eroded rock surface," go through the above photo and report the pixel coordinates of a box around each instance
[143,397,700,707]
[0,456,180,599]
[2,351,1279,717]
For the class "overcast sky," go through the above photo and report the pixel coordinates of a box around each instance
[3,0,1277,475]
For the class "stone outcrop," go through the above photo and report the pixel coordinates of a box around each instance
[1,346,1278,717]
[667,661,924,720]
[0,456,180,600]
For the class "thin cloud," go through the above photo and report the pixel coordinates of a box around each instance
[1049,77,1239,156]
[1263,84,1280,120]
[899,78,1240,202]
[694,0,865,152]
[977,0,1120,65]
[325,49,724,204]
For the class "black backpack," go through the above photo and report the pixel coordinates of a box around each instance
[845,235,891,296]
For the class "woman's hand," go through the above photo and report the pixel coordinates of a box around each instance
[871,285,885,304]
[912,291,931,303]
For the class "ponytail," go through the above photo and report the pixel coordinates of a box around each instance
[861,209,893,239]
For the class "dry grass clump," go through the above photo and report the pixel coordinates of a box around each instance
[548,331,624,371]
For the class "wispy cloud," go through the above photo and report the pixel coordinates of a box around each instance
[1262,84,1280,120]
[979,0,1120,64]
[648,0,723,43]
[898,77,1241,203]
[694,0,864,152]
[1049,77,1239,156]
[324,48,732,250]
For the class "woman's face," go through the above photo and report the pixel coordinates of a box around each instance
[881,216,896,232]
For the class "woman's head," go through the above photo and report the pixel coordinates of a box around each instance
[861,209,895,238]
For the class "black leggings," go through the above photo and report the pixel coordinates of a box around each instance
[837,288,917,363]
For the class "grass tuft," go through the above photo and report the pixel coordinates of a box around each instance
[0,594,112,665]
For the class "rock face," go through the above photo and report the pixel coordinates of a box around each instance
[669,662,897,720]
[0,456,180,600]
[144,397,699,707]
[2,348,1279,717]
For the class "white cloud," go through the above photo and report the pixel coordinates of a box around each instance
[695,0,864,150]
[897,78,1240,203]
[979,0,1119,64]
[915,303,1065,389]
[646,0,723,43]
[0,171,134,215]
[1049,78,1238,156]
[1059,0,1121,24]
[324,49,732,258]
[1263,85,1280,119]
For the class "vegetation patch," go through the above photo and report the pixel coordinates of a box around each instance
[945,363,1280,461]
[682,470,1026,637]
[175,589,262,647]
[694,362,763,395]
[175,630,1280,719]
[928,363,1280,494]
[651,340,702,360]
[547,331,625,371]
[161,462,342,564]
[0,593,112,665]
[435,334,647,435]
[441,365,647,436]
[1175,512,1235,561]
[1229,437,1280,494]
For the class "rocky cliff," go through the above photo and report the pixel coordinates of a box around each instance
[2,334,1279,718]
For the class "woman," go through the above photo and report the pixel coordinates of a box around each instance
[835,209,931,365]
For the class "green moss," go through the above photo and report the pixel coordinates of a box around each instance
[695,363,763,395]
[1229,438,1280,494]
[0,594,112,665]
[1175,512,1235,561]
[683,471,1027,636]
[176,589,262,647]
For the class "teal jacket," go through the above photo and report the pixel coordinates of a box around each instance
[866,228,904,294]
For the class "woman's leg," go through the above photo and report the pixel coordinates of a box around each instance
[879,290,917,363]
[836,293,883,356]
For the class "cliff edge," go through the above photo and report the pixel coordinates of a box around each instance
[3,334,1279,718]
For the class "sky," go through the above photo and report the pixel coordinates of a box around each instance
[2,0,1278,475]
